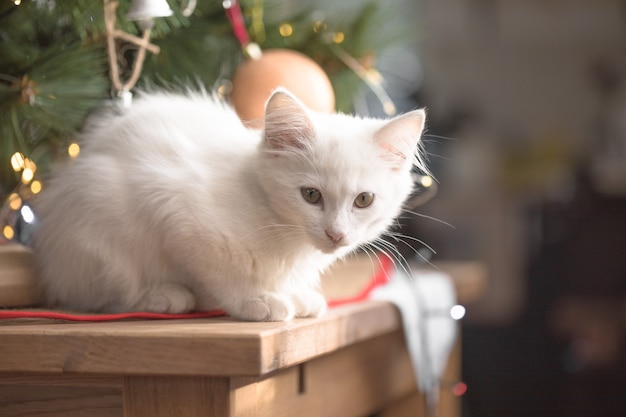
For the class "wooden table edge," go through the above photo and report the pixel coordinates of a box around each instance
[0,301,401,377]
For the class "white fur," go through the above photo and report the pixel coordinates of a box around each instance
[33,88,426,321]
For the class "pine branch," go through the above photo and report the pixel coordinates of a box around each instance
[0,0,405,197]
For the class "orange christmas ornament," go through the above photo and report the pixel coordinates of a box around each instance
[230,49,335,128]
[223,0,334,128]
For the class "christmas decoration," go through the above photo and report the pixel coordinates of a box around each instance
[104,0,168,107]
[224,0,334,127]
[0,4,454,410]
[126,0,173,26]
[230,48,335,128]
[1,0,404,244]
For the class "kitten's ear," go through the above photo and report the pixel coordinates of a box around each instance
[374,109,426,169]
[263,88,315,151]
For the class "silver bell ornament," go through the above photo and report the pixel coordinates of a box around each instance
[126,0,173,28]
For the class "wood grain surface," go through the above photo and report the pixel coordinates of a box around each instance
[0,301,401,377]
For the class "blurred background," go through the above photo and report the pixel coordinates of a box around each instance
[1,0,625,416]
[398,1,626,416]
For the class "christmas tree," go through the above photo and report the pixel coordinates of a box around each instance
[0,0,405,244]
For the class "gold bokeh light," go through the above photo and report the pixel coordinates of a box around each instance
[10,152,25,172]
[2,225,14,240]
[31,180,42,194]
[68,143,81,158]
[8,193,22,210]
[279,23,293,37]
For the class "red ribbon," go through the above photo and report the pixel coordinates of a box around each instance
[0,257,394,322]
[223,0,250,48]
[0,309,227,322]
[327,254,393,308]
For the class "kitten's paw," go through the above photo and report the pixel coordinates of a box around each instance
[293,289,327,318]
[237,293,295,322]
[139,284,196,314]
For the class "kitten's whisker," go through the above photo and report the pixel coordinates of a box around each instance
[422,133,457,141]
[364,243,390,273]
[368,239,413,279]
[400,209,455,229]
[383,233,437,269]
[379,240,413,274]
[387,232,437,255]
[357,247,382,281]
[423,151,449,162]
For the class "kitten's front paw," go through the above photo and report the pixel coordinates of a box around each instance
[138,284,196,314]
[237,293,295,322]
[293,289,327,318]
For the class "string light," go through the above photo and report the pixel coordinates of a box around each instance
[68,142,81,158]
[332,32,345,44]
[2,225,14,240]
[450,304,466,320]
[30,180,42,194]
[279,23,293,37]
[16,158,37,184]
[420,175,433,188]
[23,158,37,173]
[8,193,22,211]
[20,205,35,224]
[10,152,25,171]
[21,168,34,184]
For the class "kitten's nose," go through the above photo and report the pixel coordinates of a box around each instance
[325,229,346,244]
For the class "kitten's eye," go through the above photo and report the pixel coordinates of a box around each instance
[354,192,374,208]
[301,187,322,204]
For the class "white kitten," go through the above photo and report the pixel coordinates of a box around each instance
[32,88,426,321]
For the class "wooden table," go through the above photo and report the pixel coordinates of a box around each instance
[0,247,483,417]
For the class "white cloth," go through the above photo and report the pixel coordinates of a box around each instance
[371,266,458,407]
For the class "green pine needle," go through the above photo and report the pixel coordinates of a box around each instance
[0,0,407,196]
